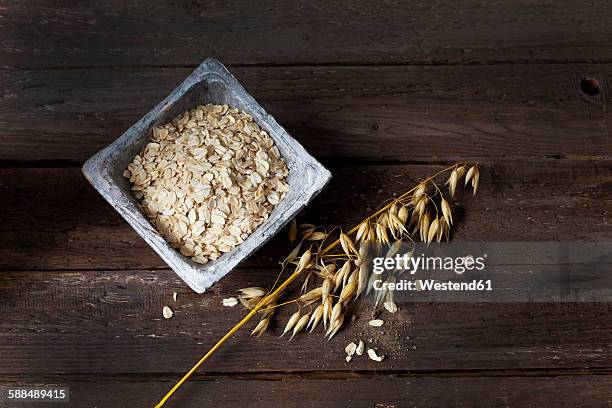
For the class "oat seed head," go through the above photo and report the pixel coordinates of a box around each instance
[335,261,352,291]
[322,278,334,301]
[290,314,311,340]
[465,166,480,195]
[306,231,327,241]
[326,303,345,340]
[448,169,459,197]
[307,304,324,332]
[340,280,358,304]
[288,218,298,244]
[398,205,409,224]
[441,198,453,226]
[340,233,358,256]
[251,317,270,337]
[322,297,333,328]
[419,212,431,242]
[375,223,390,245]
[296,249,312,272]
[281,311,302,337]
[355,221,370,243]
[326,313,345,340]
[427,218,439,245]
[298,287,323,306]
[238,287,266,299]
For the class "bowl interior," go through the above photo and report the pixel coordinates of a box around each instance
[99,67,320,285]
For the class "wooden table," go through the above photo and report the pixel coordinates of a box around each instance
[1,1,611,406]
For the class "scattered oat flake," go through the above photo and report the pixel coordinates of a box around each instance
[345,342,357,356]
[345,355,352,363]
[172,292,178,302]
[222,297,239,307]
[356,339,365,356]
[368,319,384,327]
[384,301,398,314]
[367,349,384,362]
[162,306,173,319]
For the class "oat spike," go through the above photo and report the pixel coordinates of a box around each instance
[306,231,327,241]
[296,249,312,272]
[419,213,431,242]
[238,287,266,298]
[288,218,298,244]
[358,241,370,263]
[307,304,324,332]
[326,302,345,340]
[448,169,458,197]
[357,263,368,297]
[340,280,358,303]
[375,223,390,245]
[340,233,358,256]
[300,272,313,294]
[322,278,333,303]
[322,297,333,328]
[398,205,409,224]
[335,261,351,291]
[441,198,453,226]
[283,242,303,269]
[281,311,301,337]
[427,218,439,246]
[251,317,270,337]
[412,183,426,204]
[465,165,480,195]
[289,314,310,341]
[355,221,370,243]
[298,287,323,306]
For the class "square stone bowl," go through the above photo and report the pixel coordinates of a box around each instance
[82,58,331,293]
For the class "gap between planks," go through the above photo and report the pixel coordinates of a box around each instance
[1,155,611,170]
[6,58,612,71]
[1,368,611,382]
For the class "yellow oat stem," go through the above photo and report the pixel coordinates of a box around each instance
[154,267,304,407]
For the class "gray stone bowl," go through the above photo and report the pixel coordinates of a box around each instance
[82,58,331,293]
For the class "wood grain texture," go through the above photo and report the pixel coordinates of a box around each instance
[2,0,612,68]
[0,268,610,375]
[1,159,611,271]
[2,375,611,408]
[2,0,612,405]
[1,64,610,162]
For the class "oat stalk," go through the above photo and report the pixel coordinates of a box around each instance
[155,162,478,406]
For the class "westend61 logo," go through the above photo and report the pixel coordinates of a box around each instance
[372,253,487,275]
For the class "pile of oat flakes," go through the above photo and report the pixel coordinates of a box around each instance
[124,103,289,264]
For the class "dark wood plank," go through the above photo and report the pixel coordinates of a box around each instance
[0,267,610,374]
[1,65,610,162]
[2,375,611,408]
[1,159,611,271]
[2,0,612,68]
